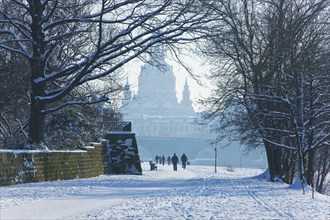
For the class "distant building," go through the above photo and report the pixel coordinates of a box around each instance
[121,48,267,168]
[122,47,210,139]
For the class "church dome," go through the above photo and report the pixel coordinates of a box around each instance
[123,48,195,117]
[138,50,176,99]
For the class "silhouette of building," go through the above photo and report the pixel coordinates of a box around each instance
[122,48,207,139]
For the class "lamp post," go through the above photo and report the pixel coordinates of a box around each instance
[215,147,217,173]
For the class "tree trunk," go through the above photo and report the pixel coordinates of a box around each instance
[27,0,47,147]
[306,148,315,187]
[28,73,46,146]
[315,146,330,194]
[274,147,283,180]
[264,142,275,181]
[28,103,45,146]
[28,57,47,146]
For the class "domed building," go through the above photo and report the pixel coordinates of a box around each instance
[122,48,200,139]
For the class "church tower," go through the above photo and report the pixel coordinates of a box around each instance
[180,78,194,114]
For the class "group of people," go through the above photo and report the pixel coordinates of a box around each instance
[154,155,169,165]
[171,153,188,171]
[154,153,188,171]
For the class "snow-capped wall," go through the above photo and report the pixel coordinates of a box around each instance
[0,137,143,186]
[0,143,104,186]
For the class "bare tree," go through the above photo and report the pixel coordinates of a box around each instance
[200,0,330,193]
[0,0,212,147]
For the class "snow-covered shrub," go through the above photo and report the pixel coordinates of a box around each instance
[0,134,27,150]
[44,107,101,150]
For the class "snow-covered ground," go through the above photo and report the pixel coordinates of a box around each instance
[1,163,329,220]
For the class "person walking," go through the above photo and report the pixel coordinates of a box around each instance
[171,153,179,171]
[167,156,171,165]
[161,155,165,165]
[181,153,188,169]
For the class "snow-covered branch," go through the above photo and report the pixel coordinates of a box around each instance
[41,96,109,114]
[0,30,31,58]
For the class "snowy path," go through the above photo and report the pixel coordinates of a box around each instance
[1,163,329,220]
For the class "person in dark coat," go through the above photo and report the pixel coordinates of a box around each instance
[171,153,179,171]
[161,155,165,165]
[181,153,188,169]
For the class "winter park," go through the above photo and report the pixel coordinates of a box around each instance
[0,0,330,220]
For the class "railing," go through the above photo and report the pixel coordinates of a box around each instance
[101,121,131,132]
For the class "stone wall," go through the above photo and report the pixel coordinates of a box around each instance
[103,132,142,175]
[0,143,104,186]
[0,133,143,186]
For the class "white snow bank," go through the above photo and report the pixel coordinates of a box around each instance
[1,163,329,220]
